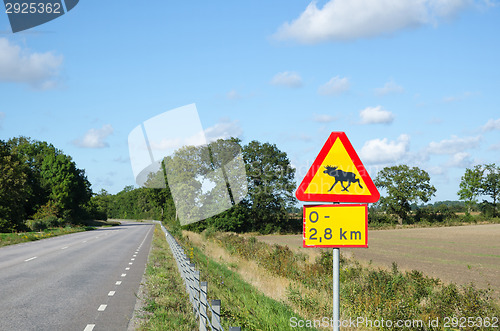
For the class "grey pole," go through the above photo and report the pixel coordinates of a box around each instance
[333,247,340,331]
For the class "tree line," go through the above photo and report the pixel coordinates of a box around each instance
[2,135,498,234]
[371,163,500,224]
[96,138,298,234]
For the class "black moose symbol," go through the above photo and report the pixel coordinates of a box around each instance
[323,165,363,192]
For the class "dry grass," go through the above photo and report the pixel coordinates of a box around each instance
[185,230,291,303]
[184,230,359,330]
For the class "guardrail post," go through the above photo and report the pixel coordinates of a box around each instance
[199,281,208,331]
[211,299,221,331]
[229,327,241,331]
[193,269,200,317]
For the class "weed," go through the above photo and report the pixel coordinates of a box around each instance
[204,231,500,330]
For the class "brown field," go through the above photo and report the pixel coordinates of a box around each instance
[255,224,500,300]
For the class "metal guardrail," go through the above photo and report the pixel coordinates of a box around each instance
[152,221,241,331]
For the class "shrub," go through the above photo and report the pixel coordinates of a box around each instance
[32,200,59,220]
[0,218,14,232]
[25,215,63,231]
[25,219,47,231]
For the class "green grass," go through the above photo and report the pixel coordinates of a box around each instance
[0,220,121,248]
[0,226,92,247]
[136,225,197,330]
[139,225,318,331]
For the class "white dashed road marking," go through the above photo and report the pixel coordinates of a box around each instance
[108,291,115,296]
[115,281,122,285]
[83,324,95,331]
[121,273,126,277]
[24,256,37,262]
[98,304,107,311]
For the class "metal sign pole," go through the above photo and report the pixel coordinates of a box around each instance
[333,247,340,331]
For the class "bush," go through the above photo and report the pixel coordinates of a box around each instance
[0,218,14,232]
[25,215,64,231]
[32,200,59,220]
[25,219,47,231]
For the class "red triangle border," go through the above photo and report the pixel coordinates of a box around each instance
[295,132,380,203]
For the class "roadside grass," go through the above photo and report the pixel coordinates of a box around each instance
[140,225,318,330]
[0,220,121,248]
[206,231,500,330]
[0,226,92,248]
[136,225,197,330]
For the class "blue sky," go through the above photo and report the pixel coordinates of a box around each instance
[1,0,499,203]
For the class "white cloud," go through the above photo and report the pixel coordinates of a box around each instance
[360,134,410,164]
[270,71,303,88]
[312,113,337,123]
[359,106,395,124]
[204,118,243,142]
[0,38,63,89]
[318,76,349,95]
[446,152,473,167]
[73,124,114,148]
[273,0,470,44]
[483,118,500,131]
[375,80,404,96]
[427,135,481,154]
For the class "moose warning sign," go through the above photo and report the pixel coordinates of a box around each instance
[296,132,380,203]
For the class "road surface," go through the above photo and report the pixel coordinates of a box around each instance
[0,221,154,331]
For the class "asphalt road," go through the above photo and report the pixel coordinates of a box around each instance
[0,221,154,331]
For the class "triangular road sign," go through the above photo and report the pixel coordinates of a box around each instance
[296,132,380,203]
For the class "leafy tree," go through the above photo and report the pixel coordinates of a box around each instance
[87,189,111,220]
[7,136,91,220]
[481,163,500,217]
[0,141,30,230]
[162,138,246,225]
[374,165,436,223]
[242,140,296,232]
[458,165,484,214]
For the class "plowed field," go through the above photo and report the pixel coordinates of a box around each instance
[256,224,500,299]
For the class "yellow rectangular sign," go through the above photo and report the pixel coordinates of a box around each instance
[303,204,368,248]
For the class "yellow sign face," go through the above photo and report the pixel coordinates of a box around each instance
[303,204,368,248]
[304,137,370,196]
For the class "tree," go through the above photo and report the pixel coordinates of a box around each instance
[0,141,30,230]
[374,165,436,223]
[481,163,500,217]
[7,136,92,220]
[162,138,247,225]
[242,140,296,232]
[458,165,484,214]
